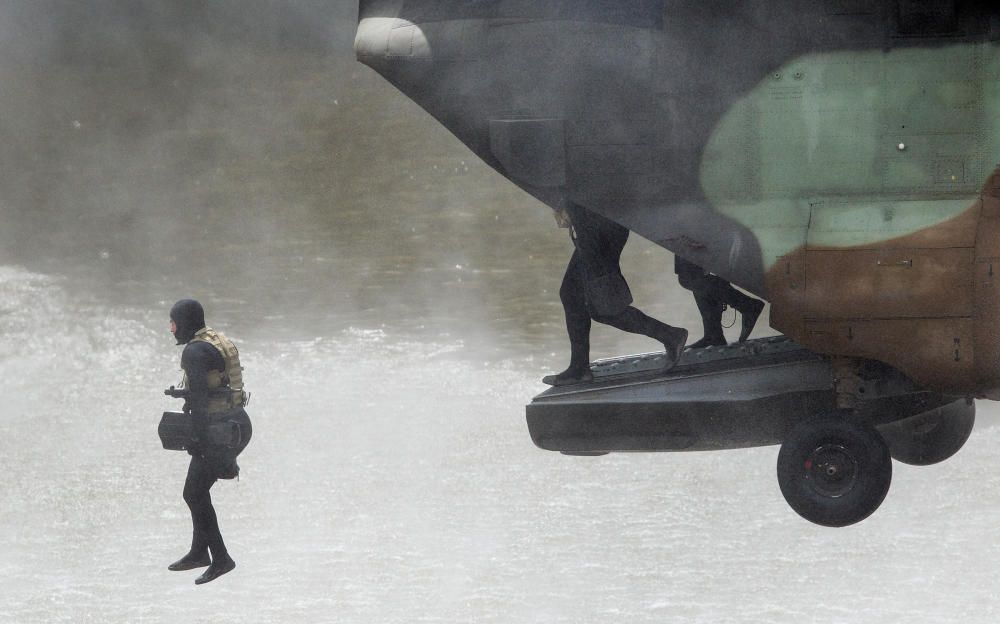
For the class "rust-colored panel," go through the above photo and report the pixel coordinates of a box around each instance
[764,168,997,396]
[975,178,1000,395]
[804,247,974,320]
[987,171,1000,200]
[974,259,1000,393]
[767,253,806,336]
[801,318,974,392]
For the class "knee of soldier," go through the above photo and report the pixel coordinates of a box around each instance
[591,312,616,324]
[183,482,206,507]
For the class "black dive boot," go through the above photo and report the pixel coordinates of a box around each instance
[688,293,727,349]
[544,316,593,386]
[195,555,236,585]
[168,550,211,571]
[658,326,688,370]
[688,335,727,349]
[542,366,593,386]
[736,297,765,343]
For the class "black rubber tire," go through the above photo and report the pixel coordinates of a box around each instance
[777,416,892,527]
[879,399,975,466]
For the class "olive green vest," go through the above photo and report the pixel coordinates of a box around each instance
[181,327,246,414]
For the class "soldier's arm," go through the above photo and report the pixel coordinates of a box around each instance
[180,342,216,439]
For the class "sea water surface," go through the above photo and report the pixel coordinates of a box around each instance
[3,262,1000,624]
[3,4,1000,622]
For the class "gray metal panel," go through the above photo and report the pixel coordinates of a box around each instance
[526,336,953,453]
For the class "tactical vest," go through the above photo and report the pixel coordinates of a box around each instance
[180,327,247,414]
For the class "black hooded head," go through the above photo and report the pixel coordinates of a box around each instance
[170,299,205,345]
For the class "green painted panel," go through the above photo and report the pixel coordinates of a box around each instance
[881,46,979,84]
[808,58,883,87]
[711,199,811,270]
[698,99,758,200]
[807,199,970,247]
[881,133,980,192]
[987,43,1000,180]
[701,42,999,268]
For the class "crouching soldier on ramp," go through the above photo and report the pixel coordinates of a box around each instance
[162,299,252,585]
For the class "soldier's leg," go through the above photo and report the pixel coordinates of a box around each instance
[677,259,726,347]
[594,306,688,370]
[182,455,227,563]
[699,274,765,343]
[186,453,238,585]
[581,234,686,368]
[168,455,214,571]
[689,291,727,348]
[543,251,594,385]
[678,258,764,343]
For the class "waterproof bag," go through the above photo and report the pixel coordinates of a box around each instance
[585,272,633,317]
[206,416,243,448]
[158,411,194,451]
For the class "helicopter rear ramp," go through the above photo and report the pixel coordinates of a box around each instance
[526,336,950,454]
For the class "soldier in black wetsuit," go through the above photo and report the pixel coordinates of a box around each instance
[675,257,765,348]
[543,203,688,386]
[166,299,252,585]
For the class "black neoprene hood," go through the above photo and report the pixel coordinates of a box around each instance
[170,299,205,345]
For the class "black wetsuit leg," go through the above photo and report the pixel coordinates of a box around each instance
[676,257,725,343]
[546,204,686,384]
[675,256,763,343]
[569,204,679,343]
[558,249,593,372]
[182,411,252,562]
[692,291,725,341]
[675,256,758,312]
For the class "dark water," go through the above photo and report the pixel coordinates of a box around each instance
[3,5,999,623]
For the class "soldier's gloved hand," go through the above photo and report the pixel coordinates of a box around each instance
[553,207,571,229]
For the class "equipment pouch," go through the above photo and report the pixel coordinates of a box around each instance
[158,412,194,451]
[158,411,242,451]
[206,420,242,449]
[585,272,633,317]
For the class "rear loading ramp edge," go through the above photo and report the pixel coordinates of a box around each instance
[532,354,834,406]
[527,338,957,453]
[528,345,838,452]
[527,389,837,453]
[527,387,956,453]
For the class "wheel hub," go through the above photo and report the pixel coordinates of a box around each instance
[803,443,858,498]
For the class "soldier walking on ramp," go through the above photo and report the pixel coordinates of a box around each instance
[675,257,765,348]
[544,203,688,386]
